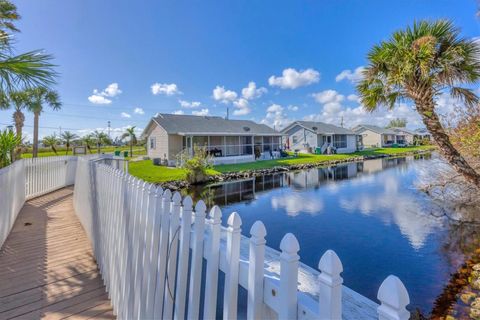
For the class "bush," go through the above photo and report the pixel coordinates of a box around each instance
[0,130,21,168]
[180,145,212,184]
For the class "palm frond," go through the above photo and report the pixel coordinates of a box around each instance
[450,87,480,108]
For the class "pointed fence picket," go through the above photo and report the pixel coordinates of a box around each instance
[69,157,414,320]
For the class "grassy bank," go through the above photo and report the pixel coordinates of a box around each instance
[129,145,434,183]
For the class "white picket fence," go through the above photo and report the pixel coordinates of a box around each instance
[0,156,80,248]
[73,157,411,320]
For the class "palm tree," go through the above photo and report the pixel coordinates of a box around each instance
[121,126,137,157]
[61,131,78,155]
[357,20,480,187]
[81,134,95,154]
[0,1,57,92]
[42,134,58,155]
[24,87,61,158]
[91,130,110,154]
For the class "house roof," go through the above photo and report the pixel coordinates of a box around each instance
[282,121,355,135]
[390,127,417,135]
[352,124,397,135]
[143,113,283,136]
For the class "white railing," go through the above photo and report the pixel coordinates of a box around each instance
[0,155,81,248]
[0,161,25,247]
[73,157,411,320]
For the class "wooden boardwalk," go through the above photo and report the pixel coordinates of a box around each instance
[0,187,114,320]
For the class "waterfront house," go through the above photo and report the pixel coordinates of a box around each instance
[141,113,284,165]
[414,128,432,141]
[389,127,418,145]
[281,121,357,154]
[353,124,402,148]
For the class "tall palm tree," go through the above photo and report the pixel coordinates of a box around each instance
[91,130,110,154]
[42,134,58,155]
[357,20,480,187]
[121,126,137,157]
[24,87,61,157]
[61,131,78,155]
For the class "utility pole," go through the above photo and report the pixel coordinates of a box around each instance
[340,116,344,128]
[59,126,62,136]
[226,108,229,120]
[107,121,111,138]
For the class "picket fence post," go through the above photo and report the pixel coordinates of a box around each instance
[153,189,172,319]
[174,195,193,320]
[318,250,343,320]
[223,212,242,320]
[163,191,182,319]
[187,200,206,319]
[203,205,222,320]
[279,233,300,320]
[377,275,410,320]
[248,221,267,320]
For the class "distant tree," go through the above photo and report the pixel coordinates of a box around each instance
[61,131,78,155]
[121,126,137,157]
[91,130,110,154]
[24,87,61,158]
[386,118,407,128]
[81,134,95,154]
[42,134,58,155]
[357,20,480,188]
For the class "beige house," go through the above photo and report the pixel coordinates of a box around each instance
[141,113,284,166]
[352,124,403,148]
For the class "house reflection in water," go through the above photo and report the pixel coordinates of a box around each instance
[189,156,428,207]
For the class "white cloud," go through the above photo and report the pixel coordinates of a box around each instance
[347,94,360,102]
[233,98,251,116]
[260,104,292,129]
[151,83,182,96]
[120,112,131,118]
[268,68,320,89]
[241,81,267,100]
[179,100,201,108]
[336,66,365,83]
[103,83,122,97]
[212,86,238,103]
[133,107,144,115]
[312,90,345,104]
[192,108,209,116]
[88,94,112,105]
[87,83,122,104]
[287,105,299,111]
[173,110,185,115]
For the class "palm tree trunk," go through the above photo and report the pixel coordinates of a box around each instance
[32,112,40,158]
[13,110,24,160]
[130,139,133,157]
[416,98,480,188]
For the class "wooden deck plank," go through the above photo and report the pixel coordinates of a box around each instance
[0,187,114,320]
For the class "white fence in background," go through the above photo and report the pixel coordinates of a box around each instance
[73,157,411,320]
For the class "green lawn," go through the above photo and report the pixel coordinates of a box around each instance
[128,145,435,183]
[128,160,220,183]
[21,146,147,158]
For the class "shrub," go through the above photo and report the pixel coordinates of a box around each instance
[0,130,21,168]
[180,145,212,184]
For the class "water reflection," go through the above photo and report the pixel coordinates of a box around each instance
[185,153,463,312]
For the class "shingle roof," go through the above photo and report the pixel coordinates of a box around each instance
[352,124,397,135]
[282,121,355,135]
[390,127,417,135]
[150,113,282,135]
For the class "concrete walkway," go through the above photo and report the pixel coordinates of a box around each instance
[0,187,114,320]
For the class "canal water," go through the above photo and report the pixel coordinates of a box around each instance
[186,154,479,314]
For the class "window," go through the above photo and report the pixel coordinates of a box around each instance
[333,135,347,149]
[292,136,298,144]
[149,137,156,150]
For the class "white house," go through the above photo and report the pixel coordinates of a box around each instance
[281,121,357,154]
[352,124,402,148]
[141,113,285,166]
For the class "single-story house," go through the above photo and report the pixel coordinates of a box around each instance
[352,124,403,148]
[389,127,418,145]
[141,113,285,166]
[281,121,357,154]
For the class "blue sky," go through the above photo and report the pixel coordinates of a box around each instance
[1,0,479,140]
